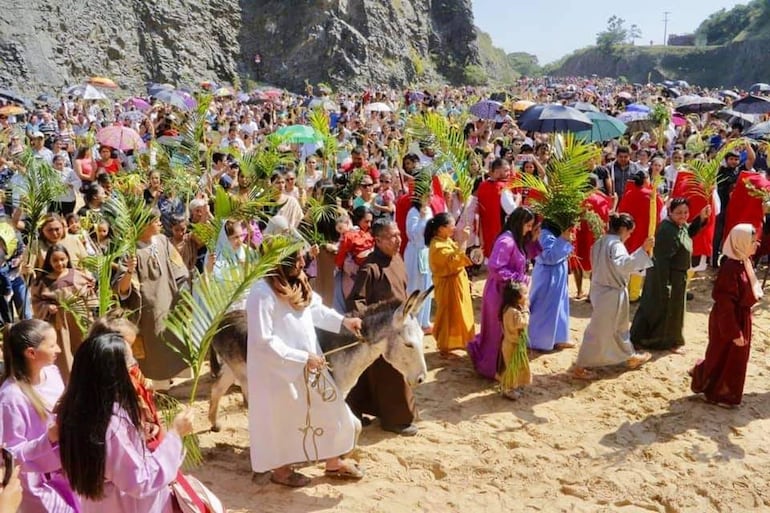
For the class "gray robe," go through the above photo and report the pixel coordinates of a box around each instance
[576,235,653,368]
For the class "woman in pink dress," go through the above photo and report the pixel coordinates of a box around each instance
[0,319,79,513]
[57,333,194,513]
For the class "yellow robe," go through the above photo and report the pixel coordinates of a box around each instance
[429,237,475,352]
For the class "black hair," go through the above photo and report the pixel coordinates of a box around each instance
[57,333,142,499]
[608,213,635,233]
[502,207,536,251]
[669,197,689,213]
[587,173,599,189]
[617,146,630,155]
[351,206,372,227]
[424,212,453,245]
[631,171,648,187]
[80,182,104,205]
[499,281,526,320]
[42,243,73,273]
[490,158,507,173]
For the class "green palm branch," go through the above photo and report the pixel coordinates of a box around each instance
[684,139,741,200]
[102,191,157,256]
[512,133,599,232]
[237,133,293,181]
[300,196,341,244]
[307,108,338,175]
[177,94,214,178]
[18,150,67,231]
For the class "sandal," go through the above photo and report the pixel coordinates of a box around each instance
[270,470,311,488]
[670,346,686,355]
[325,461,364,480]
[572,367,595,380]
[627,352,651,369]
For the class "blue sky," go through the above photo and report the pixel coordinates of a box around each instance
[471,0,747,64]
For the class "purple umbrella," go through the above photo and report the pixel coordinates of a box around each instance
[626,103,651,113]
[124,97,151,112]
[469,99,503,120]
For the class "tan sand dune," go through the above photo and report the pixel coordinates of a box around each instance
[178,271,770,513]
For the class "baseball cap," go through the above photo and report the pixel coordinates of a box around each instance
[30,131,44,139]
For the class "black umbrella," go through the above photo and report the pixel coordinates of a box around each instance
[662,87,681,98]
[674,95,724,114]
[714,109,758,129]
[749,83,770,94]
[743,121,770,140]
[731,94,770,115]
[489,92,510,103]
[718,90,740,100]
[0,89,32,109]
[518,104,592,133]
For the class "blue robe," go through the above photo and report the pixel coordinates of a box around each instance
[528,228,573,351]
[404,206,433,328]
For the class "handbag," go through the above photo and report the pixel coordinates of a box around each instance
[171,473,225,513]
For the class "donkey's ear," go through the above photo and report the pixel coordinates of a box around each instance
[395,290,421,324]
[410,286,434,316]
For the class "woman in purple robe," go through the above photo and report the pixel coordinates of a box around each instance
[468,208,541,379]
[0,319,79,513]
[57,333,195,513]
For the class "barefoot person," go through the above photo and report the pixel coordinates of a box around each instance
[690,224,762,407]
[246,249,364,487]
[573,214,654,379]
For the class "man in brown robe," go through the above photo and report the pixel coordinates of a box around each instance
[346,218,419,436]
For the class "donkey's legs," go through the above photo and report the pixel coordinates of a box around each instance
[209,363,236,432]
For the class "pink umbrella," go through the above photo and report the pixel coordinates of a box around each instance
[124,97,151,112]
[672,114,687,127]
[97,125,146,151]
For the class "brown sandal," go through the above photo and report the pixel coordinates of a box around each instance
[270,470,311,488]
[325,461,364,480]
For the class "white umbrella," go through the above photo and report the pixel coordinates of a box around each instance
[81,84,107,101]
[365,102,392,113]
[308,98,336,111]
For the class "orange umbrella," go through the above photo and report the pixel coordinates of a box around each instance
[88,76,118,89]
[512,100,535,112]
[0,105,25,116]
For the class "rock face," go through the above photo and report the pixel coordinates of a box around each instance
[0,0,482,95]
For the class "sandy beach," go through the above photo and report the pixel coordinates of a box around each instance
[175,270,770,513]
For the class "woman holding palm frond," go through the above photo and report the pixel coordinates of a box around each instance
[34,214,89,270]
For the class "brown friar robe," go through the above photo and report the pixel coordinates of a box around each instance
[122,234,190,380]
[345,247,417,427]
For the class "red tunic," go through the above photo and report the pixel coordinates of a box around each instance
[395,177,447,255]
[671,170,717,257]
[476,179,510,258]
[571,191,611,272]
[723,171,770,244]
[617,181,663,253]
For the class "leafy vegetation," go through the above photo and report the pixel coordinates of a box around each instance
[695,0,770,45]
[596,15,642,50]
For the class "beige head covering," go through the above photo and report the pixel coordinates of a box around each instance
[722,223,763,300]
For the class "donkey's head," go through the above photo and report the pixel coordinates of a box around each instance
[379,288,431,387]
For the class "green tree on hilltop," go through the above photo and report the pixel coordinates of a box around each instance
[596,16,642,49]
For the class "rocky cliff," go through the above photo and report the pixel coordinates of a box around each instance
[548,39,770,88]
[0,0,483,95]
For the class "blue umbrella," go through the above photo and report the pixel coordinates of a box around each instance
[569,101,599,113]
[626,103,651,113]
[518,105,592,133]
[469,99,503,120]
[153,89,192,111]
[575,111,627,142]
[719,90,740,100]
[749,83,770,94]
[731,94,770,115]
[743,121,770,140]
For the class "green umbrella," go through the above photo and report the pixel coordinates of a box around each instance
[275,124,323,144]
[574,111,627,142]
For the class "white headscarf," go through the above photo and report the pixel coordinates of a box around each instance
[722,223,763,300]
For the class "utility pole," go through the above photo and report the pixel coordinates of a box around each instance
[663,11,671,46]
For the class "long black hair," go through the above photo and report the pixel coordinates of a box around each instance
[424,212,453,245]
[608,213,635,234]
[57,334,142,499]
[41,243,73,274]
[0,320,55,420]
[502,207,536,251]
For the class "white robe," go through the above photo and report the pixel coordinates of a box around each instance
[576,235,653,368]
[246,280,360,472]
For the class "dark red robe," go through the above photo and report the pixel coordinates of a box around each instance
[690,258,757,405]
[570,191,611,272]
[476,178,511,258]
[617,181,663,253]
[671,170,717,258]
[395,177,446,255]
[723,171,770,245]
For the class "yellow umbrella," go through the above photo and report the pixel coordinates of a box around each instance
[88,76,118,89]
[512,100,535,112]
[0,105,25,116]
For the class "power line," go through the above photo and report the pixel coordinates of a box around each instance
[663,11,671,46]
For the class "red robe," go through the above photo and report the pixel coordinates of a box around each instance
[395,177,446,255]
[617,181,663,253]
[671,170,717,257]
[570,191,611,272]
[723,171,770,245]
[476,179,510,258]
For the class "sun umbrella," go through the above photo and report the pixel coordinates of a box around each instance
[119,111,146,123]
[408,91,425,103]
[616,111,650,123]
[177,91,197,110]
[626,103,651,113]
[0,105,25,116]
[35,94,56,105]
[674,95,724,114]
[749,83,770,94]
[124,97,151,111]
[616,91,633,101]
[517,104,592,133]
[365,102,392,113]
[153,89,190,110]
[63,85,85,97]
[743,121,770,140]
[275,124,323,144]
[236,92,250,103]
[569,101,600,113]
[88,76,117,89]
[671,114,688,127]
[662,87,681,98]
[719,90,740,100]
[489,92,510,103]
[731,94,770,115]
[574,111,627,142]
[253,88,282,101]
[213,87,234,98]
[81,84,107,101]
[469,100,502,120]
[714,109,758,128]
[511,100,535,112]
[675,80,690,88]
[96,125,145,151]
[0,89,32,108]
[307,97,336,111]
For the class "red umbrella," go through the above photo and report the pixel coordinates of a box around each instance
[96,125,145,151]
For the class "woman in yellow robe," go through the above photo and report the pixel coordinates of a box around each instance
[426,213,475,357]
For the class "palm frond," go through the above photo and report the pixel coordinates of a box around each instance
[684,139,741,199]
[237,133,292,180]
[155,392,202,469]
[55,293,92,337]
[177,94,214,177]
[164,237,303,417]
[103,191,157,255]
[18,151,67,231]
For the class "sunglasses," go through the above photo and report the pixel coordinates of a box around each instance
[361,183,374,187]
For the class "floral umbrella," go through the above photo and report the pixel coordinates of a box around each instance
[97,125,146,151]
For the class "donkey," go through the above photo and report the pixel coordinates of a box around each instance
[208,288,431,432]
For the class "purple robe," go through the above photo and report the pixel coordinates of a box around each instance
[0,365,79,513]
[79,407,184,513]
[467,232,541,379]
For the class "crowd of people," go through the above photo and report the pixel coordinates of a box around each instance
[0,74,767,509]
